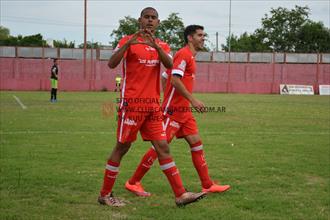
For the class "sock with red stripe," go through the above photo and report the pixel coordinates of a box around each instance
[100,160,120,196]
[128,147,157,184]
[159,157,186,197]
[190,141,213,189]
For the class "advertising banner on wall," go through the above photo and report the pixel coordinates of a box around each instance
[280,84,314,95]
[319,85,330,95]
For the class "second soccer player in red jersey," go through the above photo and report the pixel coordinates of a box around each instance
[125,25,231,197]
[98,8,206,207]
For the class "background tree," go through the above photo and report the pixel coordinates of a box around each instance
[109,16,139,49]
[255,5,310,52]
[155,12,185,50]
[222,33,271,52]
[109,13,193,51]
[0,26,10,40]
[222,5,329,53]
[78,41,100,49]
[0,33,47,47]
[295,21,330,52]
[53,39,75,48]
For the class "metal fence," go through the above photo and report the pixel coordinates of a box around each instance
[0,46,329,63]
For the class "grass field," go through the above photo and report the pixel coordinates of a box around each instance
[0,91,329,220]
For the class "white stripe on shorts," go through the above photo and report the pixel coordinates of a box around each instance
[118,110,125,142]
[163,88,175,116]
[162,117,170,131]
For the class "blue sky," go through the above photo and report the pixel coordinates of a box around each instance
[1,0,329,49]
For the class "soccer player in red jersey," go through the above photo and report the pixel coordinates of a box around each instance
[125,25,231,197]
[98,8,206,207]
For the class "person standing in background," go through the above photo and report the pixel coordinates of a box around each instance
[50,59,59,102]
[115,74,122,92]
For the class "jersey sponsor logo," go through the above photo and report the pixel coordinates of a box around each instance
[124,118,137,126]
[138,59,160,67]
[178,60,186,71]
[169,120,180,129]
[145,46,156,51]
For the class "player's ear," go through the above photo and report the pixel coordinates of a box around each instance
[188,35,193,43]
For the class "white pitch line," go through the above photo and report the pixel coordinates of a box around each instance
[0,130,328,136]
[200,131,330,136]
[13,95,27,110]
[0,130,115,135]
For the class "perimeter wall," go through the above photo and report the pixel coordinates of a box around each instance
[0,46,329,94]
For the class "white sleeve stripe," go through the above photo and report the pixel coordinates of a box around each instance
[161,71,168,79]
[172,69,184,77]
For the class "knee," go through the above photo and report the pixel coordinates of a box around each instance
[114,142,131,156]
[155,142,170,157]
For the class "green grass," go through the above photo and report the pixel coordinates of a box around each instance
[0,91,329,220]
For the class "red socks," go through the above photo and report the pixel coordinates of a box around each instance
[128,147,186,197]
[128,147,158,184]
[159,157,186,197]
[190,141,213,189]
[127,140,214,195]
[100,160,120,196]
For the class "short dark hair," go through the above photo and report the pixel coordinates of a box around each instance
[184,25,204,44]
[53,58,57,62]
[140,7,158,18]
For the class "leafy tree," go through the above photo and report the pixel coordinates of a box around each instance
[20,34,47,47]
[255,5,310,52]
[296,21,330,52]
[53,39,75,48]
[0,33,47,47]
[109,16,139,48]
[222,5,329,53]
[109,13,192,51]
[222,33,271,52]
[155,13,185,50]
[78,41,100,49]
[0,26,10,40]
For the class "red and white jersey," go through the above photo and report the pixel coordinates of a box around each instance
[162,46,196,122]
[115,35,171,109]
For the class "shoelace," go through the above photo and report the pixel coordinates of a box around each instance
[107,192,123,205]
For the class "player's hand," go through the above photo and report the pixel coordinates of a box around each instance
[142,29,160,49]
[127,29,161,50]
[127,29,146,46]
[191,98,205,113]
